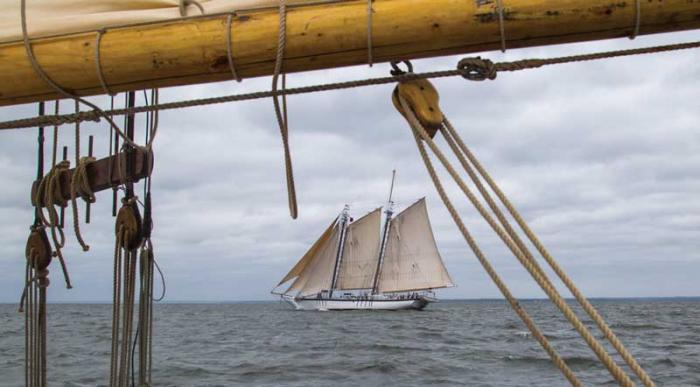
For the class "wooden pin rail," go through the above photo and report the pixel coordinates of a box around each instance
[30,148,153,206]
[1,0,700,107]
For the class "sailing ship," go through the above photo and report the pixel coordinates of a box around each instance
[273,174,454,310]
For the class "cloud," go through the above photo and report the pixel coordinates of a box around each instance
[0,30,699,302]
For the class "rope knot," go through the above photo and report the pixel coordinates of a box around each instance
[457,57,497,81]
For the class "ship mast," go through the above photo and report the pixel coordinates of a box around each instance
[328,204,350,298]
[371,170,396,295]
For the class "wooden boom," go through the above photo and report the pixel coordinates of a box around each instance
[1,0,700,107]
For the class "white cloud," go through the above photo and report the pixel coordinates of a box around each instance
[1,30,699,302]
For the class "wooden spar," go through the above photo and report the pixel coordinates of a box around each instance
[1,0,700,107]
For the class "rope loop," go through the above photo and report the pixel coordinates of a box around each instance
[390,60,413,76]
[457,57,497,81]
[179,0,205,17]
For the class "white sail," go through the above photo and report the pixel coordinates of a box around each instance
[0,0,331,43]
[276,217,338,287]
[377,198,454,293]
[336,208,381,290]
[284,219,342,297]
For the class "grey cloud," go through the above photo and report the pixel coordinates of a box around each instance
[0,31,699,302]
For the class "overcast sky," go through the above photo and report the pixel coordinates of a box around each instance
[0,31,698,302]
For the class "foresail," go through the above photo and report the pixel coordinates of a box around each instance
[336,208,381,290]
[277,216,338,286]
[284,222,341,297]
[378,198,454,293]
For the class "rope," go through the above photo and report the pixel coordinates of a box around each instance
[441,119,656,386]
[226,14,242,83]
[179,0,205,17]
[401,98,582,387]
[272,0,299,219]
[70,156,96,251]
[397,93,638,386]
[367,0,374,66]
[34,161,73,289]
[496,0,507,53]
[20,0,138,149]
[5,39,699,131]
[95,29,116,96]
[630,0,641,40]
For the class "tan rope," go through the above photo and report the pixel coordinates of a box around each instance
[397,94,636,386]
[630,0,641,40]
[226,14,242,82]
[441,118,656,386]
[20,0,138,149]
[34,161,73,289]
[70,156,96,252]
[7,39,700,131]
[95,29,116,96]
[272,0,299,219]
[367,0,374,66]
[179,0,205,17]
[402,101,582,386]
[496,0,507,53]
[109,226,123,387]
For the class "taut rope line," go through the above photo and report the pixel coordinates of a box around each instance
[3,39,699,131]
[440,119,655,386]
[401,100,582,387]
[394,72,656,385]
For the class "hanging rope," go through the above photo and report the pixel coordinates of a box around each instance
[20,102,51,387]
[69,101,96,252]
[272,0,299,219]
[5,38,699,132]
[395,74,655,386]
[20,0,139,149]
[226,14,242,82]
[630,0,642,40]
[367,0,374,66]
[496,0,507,52]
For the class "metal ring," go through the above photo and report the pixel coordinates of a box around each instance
[390,60,414,75]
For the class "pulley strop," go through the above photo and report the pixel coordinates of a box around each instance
[391,78,443,138]
[115,198,143,251]
[25,227,52,272]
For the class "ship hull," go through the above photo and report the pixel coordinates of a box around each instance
[282,296,430,311]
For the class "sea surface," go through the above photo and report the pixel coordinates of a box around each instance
[1,299,699,386]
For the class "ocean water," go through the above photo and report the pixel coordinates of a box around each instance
[1,299,699,386]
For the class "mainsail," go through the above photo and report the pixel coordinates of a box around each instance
[278,217,341,296]
[335,208,381,290]
[377,198,454,293]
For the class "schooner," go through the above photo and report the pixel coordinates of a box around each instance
[273,174,454,310]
